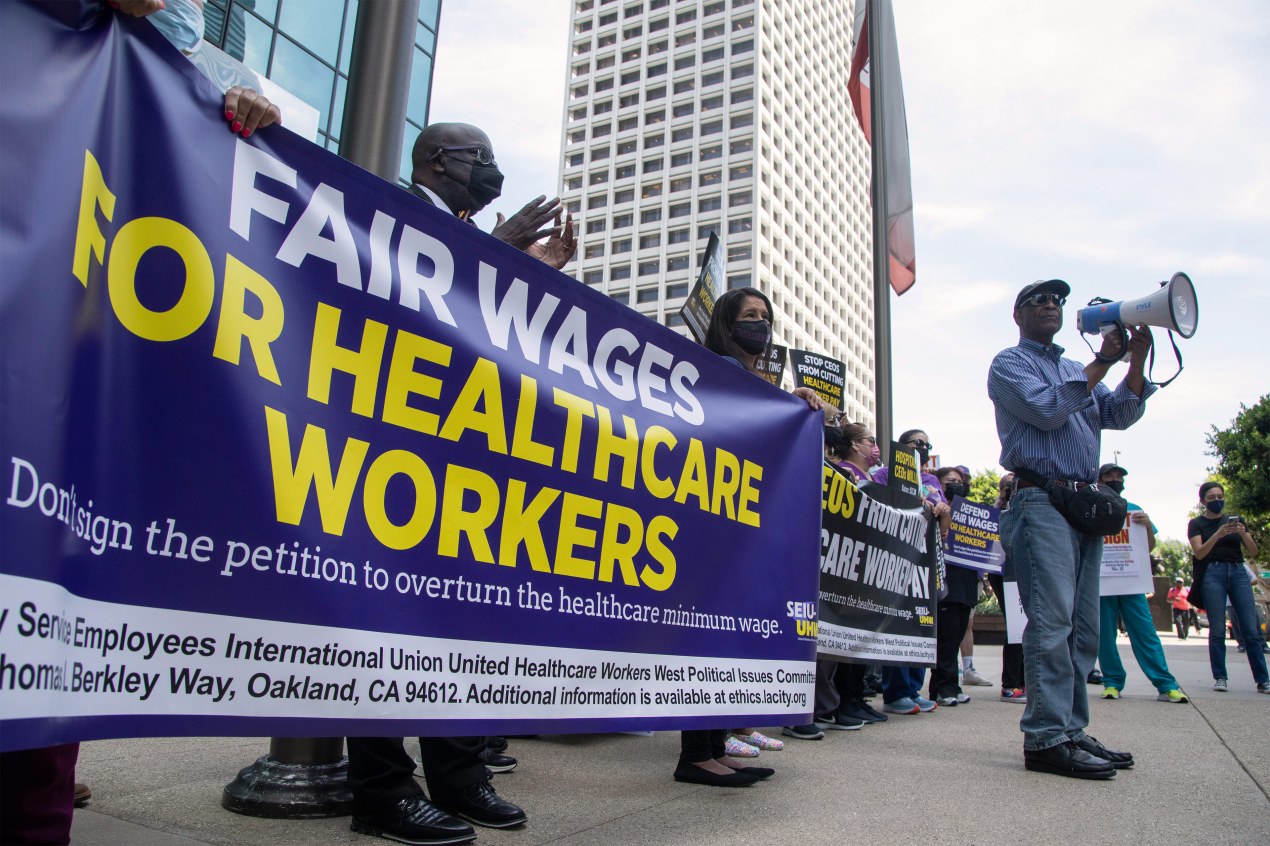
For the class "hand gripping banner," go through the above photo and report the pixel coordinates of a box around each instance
[0,3,822,750]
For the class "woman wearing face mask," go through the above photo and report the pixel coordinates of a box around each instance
[674,288,824,786]
[927,467,981,706]
[1188,483,1268,693]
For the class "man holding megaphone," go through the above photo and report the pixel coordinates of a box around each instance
[988,279,1157,781]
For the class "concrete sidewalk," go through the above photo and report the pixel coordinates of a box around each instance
[70,633,1270,846]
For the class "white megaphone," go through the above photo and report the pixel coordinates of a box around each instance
[1078,271,1197,340]
[1076,272,1197,380]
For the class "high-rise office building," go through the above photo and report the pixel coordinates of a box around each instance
[559,0,875,421]
[202,0,441,183]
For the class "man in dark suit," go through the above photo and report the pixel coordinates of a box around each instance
[348,121,575,846]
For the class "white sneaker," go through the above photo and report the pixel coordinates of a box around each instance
[1213,678,1228,692]
[962,668,993,687]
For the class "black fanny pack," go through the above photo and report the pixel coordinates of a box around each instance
[1015,469,1127,537]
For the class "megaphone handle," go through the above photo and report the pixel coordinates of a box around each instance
[1095,323,1130,363]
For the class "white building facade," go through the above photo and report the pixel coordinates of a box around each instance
[559,0,875,422]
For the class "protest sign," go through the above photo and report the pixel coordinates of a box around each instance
[816,464,938,665]
[885,441,923,505]
[0,4,822,750]
[679,232,722,344]
[943,496,1005,575]
[1002,580,1026,645]
[789,349,846,410]
[1098,516,1154,597]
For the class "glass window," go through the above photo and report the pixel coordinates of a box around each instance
[698,196,721,212]
[618,115,639,131]
[731,113,753,129]
[727,217,753,234]
[405,48,433,125]
[613,213,633,228]
[669,176,691,192]
[646,85,666,100]
[733,14,754,31]
[621,69,640,85]
[649,16,669,32]
[729,163,752,180]
[697,224,716,239]
[676,9,696,23]
[648,39,667,54]
[729,190,752,207]
[641,182,663,198]
[612,238,632,254]
[592,146,611,160]
[700,120,722,136]
[270,35,336,130]
[672,126,693,142]
[673,79,695,94]
[636,286,659,302]
[594,99,613,114]
[570,129,588,144]
[673,102,694,118]
[638,262,659,277]
[584,243,606,258]
[733,38,754,54]
[667,228,690,244]
[328,74,348,141]
[593,123,612,137]
[565,176,583,190]
[666,282,689,299]
[702,1,724,15]
[596,55,615,69]
[701,70,724,87]
[729,138,752,154]
[639,233,661,249]
[732,63,753,79]
[595,77,614,92]
[598,34,617,48]
[698,171,721,186]
[586,219,607,234]
[615,163,636,178]
[622,46,642,61]
[567,199,582,213]
[641,208,662,223]
[583,269,603,284]
[645,108,665,123]
[670,151,693,167]
[674,55,695,70]
[590,171,609,185]
[647,62,667,77]
[568,152,585,166]
[614,188,635,203]
[731,87,754,104]
[644,133,664,147]
[570,106,589,120]
[701,94,723,111]
[727,245,753,262]
[576,20,594,34]
[623,25,643,38]
[619,92,640,107]
[664,312,685,328]
[703,22,725,39]
[666,255,689,271]
[700,145,722,160]
[611,264,631,279]
[616,139,637,154]
[277,0,343,64]
[702,46,724,62]
[611,291,630,304]
[643,157,663,173]
[587,195,608,210]
[669,203,690,219]
[225,5,274,69]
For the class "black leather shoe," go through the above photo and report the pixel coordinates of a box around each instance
[486,736,509,753]
[478,747,518,773]
[1074,735,1134,769]
[673,761,762,787]
[432,779,528,829]
[1023,742,1116,780]
[350,796,476,845]
[728,765,774,780]
[1087,669,1104,684]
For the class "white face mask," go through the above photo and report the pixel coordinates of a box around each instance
[148,0,206,54]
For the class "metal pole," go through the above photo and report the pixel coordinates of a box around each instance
[223,0,421,819]
[339,0,422,180]
[868,0,893,447]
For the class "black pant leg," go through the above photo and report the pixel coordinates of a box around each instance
[346,737,424,810]
[680,730,714,764]
[930,602,969,698]
[419,736,489,796]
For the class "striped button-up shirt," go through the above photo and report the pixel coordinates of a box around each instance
[987,338,1155,482]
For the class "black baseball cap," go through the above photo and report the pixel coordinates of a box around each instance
[1097,463,1128,478]
[1013,279,1071,310]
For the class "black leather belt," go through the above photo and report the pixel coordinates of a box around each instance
[1016,478,1089,490]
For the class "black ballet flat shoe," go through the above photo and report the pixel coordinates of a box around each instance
[673,761,762,787]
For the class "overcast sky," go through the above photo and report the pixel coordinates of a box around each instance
[428,0,1270,543]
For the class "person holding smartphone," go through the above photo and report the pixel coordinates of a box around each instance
[1187,482,1268,693]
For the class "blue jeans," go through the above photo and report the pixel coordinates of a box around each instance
[1201,562,1269,684]
[881,665,926,703]
[1000,487,1102,750]
[1098,594,1179,693]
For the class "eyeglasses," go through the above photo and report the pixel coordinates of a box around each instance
[853,437,877,445]
[1019,292,1066,308]
[902,439,932,451]
[437,144,497,166]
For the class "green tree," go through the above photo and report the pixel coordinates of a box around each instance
[1206,395,1269,564]
[1155,538,1192,581]
[969,468,1001,505]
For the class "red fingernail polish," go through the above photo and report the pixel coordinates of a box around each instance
[242,128,253,138]
[225,110,234,121]
[232,121,243,132]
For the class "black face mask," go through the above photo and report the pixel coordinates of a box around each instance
[732,319,771,355]
[1103,480,1125,495]
[944,482,969,500]
[465,160,505,207]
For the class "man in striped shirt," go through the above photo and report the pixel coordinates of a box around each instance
[988,279,1155,780]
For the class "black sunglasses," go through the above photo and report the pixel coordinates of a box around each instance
[902,439,932,451]
[437,144,497,166]
[1020,292,1066,308]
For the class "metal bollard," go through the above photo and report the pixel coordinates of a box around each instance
[222,737,353,818]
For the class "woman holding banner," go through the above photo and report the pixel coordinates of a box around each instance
[673,288,823,786]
